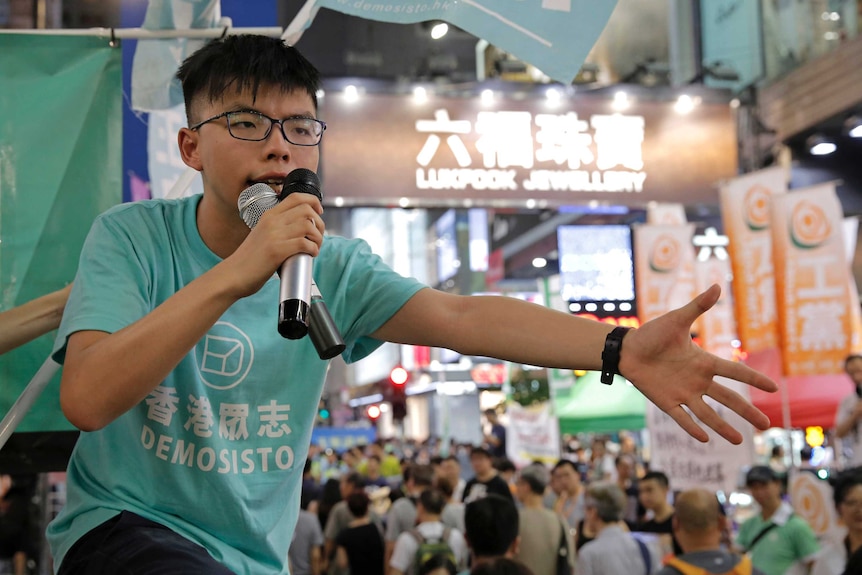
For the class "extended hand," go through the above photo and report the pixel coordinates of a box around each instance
[618,284,778,444]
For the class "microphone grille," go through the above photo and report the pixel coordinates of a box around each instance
[238,183,279,229]
[283,168,322,200]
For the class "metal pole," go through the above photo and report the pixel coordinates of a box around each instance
[0,27,284,39]
[0,358,61,452]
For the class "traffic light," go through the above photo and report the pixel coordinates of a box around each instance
[366,404,381,422]
[389,366,409,387]
[316,397,331,426]
[389,366,408,421]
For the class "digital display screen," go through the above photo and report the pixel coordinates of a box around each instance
[557,225,635,303]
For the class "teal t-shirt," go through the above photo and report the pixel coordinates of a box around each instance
[736,503,819,575]
[47,195,425,574]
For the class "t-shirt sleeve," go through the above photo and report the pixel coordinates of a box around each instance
[313,236,426,364]
[389,532,414,572]
[52,210,153,363]
[791,519,820,561]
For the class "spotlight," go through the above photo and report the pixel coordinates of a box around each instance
[807,134,836,156]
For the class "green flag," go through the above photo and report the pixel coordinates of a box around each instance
[0,35,122,431]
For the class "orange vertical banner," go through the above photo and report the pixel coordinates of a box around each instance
[633,224,696,324]
[719,166,788,353]
[771,183,852,375]
[694,258,738,361]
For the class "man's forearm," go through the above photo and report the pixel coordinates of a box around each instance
[0,284,71,355]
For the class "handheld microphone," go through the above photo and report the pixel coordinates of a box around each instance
[237,178,345,359]
[277,169,322,339]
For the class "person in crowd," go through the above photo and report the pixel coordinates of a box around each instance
[317,478,343,532]
[373,440,406,480]
[587,437,618,483]
[389,488,468,575]
[470,558,535,575]
[289,497,325,575]
[0,284,71,356]
[418,553,458,575]
[334,492,385,575]
[495,458,518,497]
[551,459,587,545]
[835,354,862,468]
[576,482,661,575]
[0,475,35,575]
[386,464,437,567]
[483,409,507,459]
[439,455,466,503]
[320,449,346,481]
[365,454,392,488]
[616,454,643,527]
[325,472,380,570]
[513,464,574,575]
[657,488,763,575]
[44,33,777,574]
[301,458,323,514]
[459,494,520,575]
[735,465,819,575]
[463,447,514,504]
[812,467,862,575]
[437,476,467,535]
[637,470,682,556]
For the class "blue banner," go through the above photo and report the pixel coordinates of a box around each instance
[310,427,377,452]
[304,0,618,84]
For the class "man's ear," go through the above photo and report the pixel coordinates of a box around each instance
[178,128,204,171]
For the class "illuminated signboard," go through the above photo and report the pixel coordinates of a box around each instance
[320,90,736,207]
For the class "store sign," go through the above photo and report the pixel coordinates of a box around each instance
[321,92,736,206]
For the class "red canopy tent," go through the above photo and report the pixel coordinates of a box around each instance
[745,348,853,429]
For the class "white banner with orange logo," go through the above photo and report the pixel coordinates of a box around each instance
[694,258,737,361]
[633,224,696,324]
[771,183,852,375]
[844,218,862,353]
[719,166,788,353]
[789,470,839,539]
[646,203,688,226]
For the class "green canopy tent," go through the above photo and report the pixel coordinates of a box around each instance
[554,371,646,435]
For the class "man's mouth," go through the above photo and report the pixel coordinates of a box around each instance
[248,179,284,195]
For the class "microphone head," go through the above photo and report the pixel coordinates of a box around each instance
[238,183,279,229]
[281,168,322,201]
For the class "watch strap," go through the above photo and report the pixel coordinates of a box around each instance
[600,326,631,384]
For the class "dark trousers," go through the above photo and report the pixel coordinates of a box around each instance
[58,511,236,574]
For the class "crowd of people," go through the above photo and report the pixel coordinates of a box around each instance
[285,430,862,575]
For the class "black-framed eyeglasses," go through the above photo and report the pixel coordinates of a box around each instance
[190,110,326,146]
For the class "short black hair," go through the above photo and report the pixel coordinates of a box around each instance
[418,488,447,516]
[464,494,519,558]
[346,492,370,517]
[176,34,320,124]
[641,471,670,489]
[552,459,579,474]
[831,466,862,508]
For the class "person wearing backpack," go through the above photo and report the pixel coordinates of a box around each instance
[389,488,468,575]
[657,488,765,575]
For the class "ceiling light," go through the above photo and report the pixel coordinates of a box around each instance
[674,94,695,114]
[532,257,547,268]
[845,115,862,138]
[807,134,836,156]
[430,22,448,39]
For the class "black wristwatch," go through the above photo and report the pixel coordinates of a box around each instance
[600,326,631,384]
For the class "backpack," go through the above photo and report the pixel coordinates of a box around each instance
[664,554,752,575]
[409,526,456,572]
